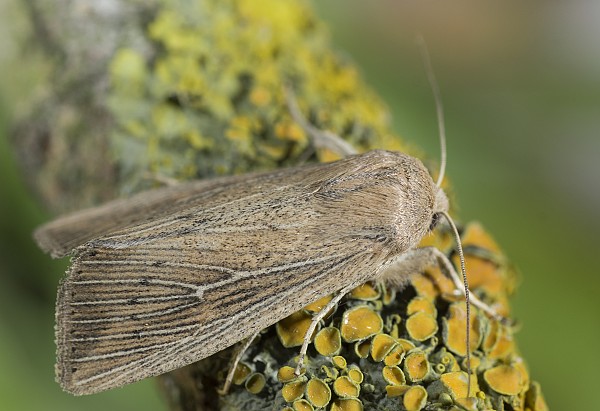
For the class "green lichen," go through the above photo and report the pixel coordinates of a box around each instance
[107,0,404,194]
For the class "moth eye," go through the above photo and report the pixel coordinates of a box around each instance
[429,213,441,231]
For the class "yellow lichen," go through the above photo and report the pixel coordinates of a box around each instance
[403,385,428,411]
[292,399,314,411]
[442,303,482,356]
[347,367,364,384]
[314,327,342,356]
[385,384,410,397]
[282,380,307,402]
[406,311,439,341]
[440,371,480,399]
[354,340,371,359]
[333,376,360,398]
[245,372,266,394]
[382,365,406,386]
[278,366,300,383]
[404,351,430,382]
[330,398,363,411]
[383,344,406,366]
[276,311,316,348]
[349,283,380,300]
[407,296,437,317]
[332,355,347,370]
[232,362,251,385]
[305,378,331,408]
[483,365,523,396]
[304,294,333,313]
[340,306,383,342]
[370,333,397,362]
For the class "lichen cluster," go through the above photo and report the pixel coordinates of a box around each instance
[215,223,548,411]
[108,0,404,193]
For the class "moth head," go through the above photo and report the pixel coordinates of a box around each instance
[430,186,449,232]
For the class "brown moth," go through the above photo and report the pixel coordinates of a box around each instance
[35,150,452,395]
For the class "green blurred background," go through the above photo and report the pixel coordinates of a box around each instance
[0,1,597,410]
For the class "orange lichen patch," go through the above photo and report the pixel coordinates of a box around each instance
[349,283,380,300]
[278,366,301,383]
[395,338,415,351]
[454,254,503,297]
[525,381,549,411]
[305,378,331,408]
[382,286,396,305]
[314,327,342,356]
[385,384,410,397]
[482,318,500,353]
[282,407,294,411]
[347,367,364,384]
[282,381,307,402]
[462,356,481,372]
[483,365,524,396]
[460,222,501,254]
[304,294,333,313]
[406,312,439,341]
[404,351,429,382]
[245,372,266,394]
[442,303,482,356]
[292,399,314,411]
[330,398,363,411]
[407,296,437,317]
[488,325,515,360]
[383,344,406,366]
[411,274,438,300]
[403,385,428,411]
[440,371,480,399]
[333,376,360,398]
[370,333,397,362]
[277,311,317,348]
[340,306,383,342]
[232,362,251,385]
[513,357,530,389]
[382,365,406,386]
[454,397,478,411]
[350,339,368,358]
[332,355,347,369]
[426,264,456,295]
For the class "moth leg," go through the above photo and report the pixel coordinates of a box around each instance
[294,284,355,376]
[284,86,358,158]
[427,247,507,323]
[380,247,505,323]
[218,330,260,395]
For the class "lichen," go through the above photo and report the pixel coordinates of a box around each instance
[202,222,547,411]
[107,0,405,194]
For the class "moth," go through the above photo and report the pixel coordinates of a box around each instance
[36,149,458,395]
[34,43,499,397]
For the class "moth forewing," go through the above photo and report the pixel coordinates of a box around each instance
[42,150,442,395]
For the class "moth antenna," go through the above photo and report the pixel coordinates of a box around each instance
[416,35,447,188]
[440,211,472,398]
